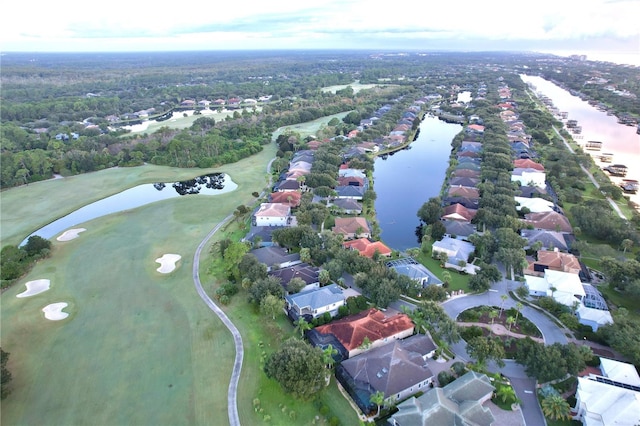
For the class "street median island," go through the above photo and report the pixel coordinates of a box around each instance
[155,254,181,273]
[42,302,69,320]
[16,279,51,298]
[57,228,86,241]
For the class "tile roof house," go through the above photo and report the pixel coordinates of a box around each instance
[432,237,478,273]
[390,371,495,426]
[336,334,436,415]
[447,186,480,199]
[574,377,640,426]
[253,203,291,227]
[443,220,477,240]
[343,238,392,258]
[518,186,548,198]
[442,203,477,222]
[524,249,582,277]
[335,185,366,200]
[514,159,545,171]
[386,257,443,288]
[269,191,302,207]
[451,169,481,179]
[466,124,485,134]
[523,211,573,233]
[285,283,346,321]
[275,179,300,192]
[242,226,285,248]
[449,176,480,187]
[308,308,415,358]
[249,246,301,272]
[338,168,367,179]
[333,217,371,239]
[338,176,368,188]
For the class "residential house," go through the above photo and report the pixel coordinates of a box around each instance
[576,304,613,331]
[451,169,481,179]
[432,237,476,270]
[339,167,367,179]
[518,186,548,198]
[511,167,546,188]
[307,308,415,358]
[443,220,477,240]
[332,217,371,239]
[574,376,640,426]
[524,249,581,277]
[390,371,496,426]
[523,211,573,233]
[336,334,436,415]
[180,99,196,107]
[515,196,555,213]
[269,263,320,293]
[242,226,284,248]
[441,203,477,222]
[330,198,363,215]
[466,124,485,135]
[285,283,346,321]
[447,185,480,199]
[525,269,585,306]
[249,246,301,272]
[337,176,367,188]
[521,229,571,252]
[274,179,300,192]
[514,159,545,171]
[343,238,392,258]
[269,191,302,207]
[597,357,640,388]
[253,203,291,227]
[442,196,480,210]
[386,257,443,287]
[334,185,366,200]
[449,177,480,187]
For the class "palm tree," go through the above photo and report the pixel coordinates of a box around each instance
[294,317,311,338]
[621,238,633,253]
[496,385,517,404]
[369,390,385,417]
[514,302,523,327]
[322,344,338,370]
[506,316,516,333]
[499,294,508,318]
[541,394,571,421]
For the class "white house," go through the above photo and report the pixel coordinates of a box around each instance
[574,377,640,426]
[432,237,479,274]
[598,357,640,387]
[253,203,291,227]
[576,305,613,331]
[525,269,585,306]
[515,196,555,213]
[511,168,546,188]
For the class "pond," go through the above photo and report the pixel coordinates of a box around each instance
[22,173,237,245]
[373,115,462,251]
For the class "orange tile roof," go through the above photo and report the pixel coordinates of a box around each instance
[343,238,392,258]
[314,308,414,351]
[270,191,302,207]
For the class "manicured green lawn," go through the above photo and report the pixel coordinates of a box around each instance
[414,252,472,293]
[272,111,352,140]
[1,144,276,425]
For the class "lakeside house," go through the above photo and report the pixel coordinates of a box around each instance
[284,284,346,321]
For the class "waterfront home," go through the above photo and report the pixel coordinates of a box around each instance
[332,217,371,239]
[443,220,476,240]
[441,203,477,222]
[253,203,292,227]
[449,176,480,187]
[284,283,346,321]
[334,185,366,200]
[249,246,301,272]
[343,238,392,259]
[336,334,436,415]
[447,185,480,199]
[307,308,414,358]
[390,371,495,426]
[432,237,477,273]
[329,198,362,215]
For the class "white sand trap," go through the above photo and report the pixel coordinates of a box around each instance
[16,279,51,298]
[57,228,86,241]
[156,254,181,273]
[42,302,69,320]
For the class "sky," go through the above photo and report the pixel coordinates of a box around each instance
[2,0,639,63]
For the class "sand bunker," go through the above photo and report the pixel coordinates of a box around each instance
[156,254,181,273]
[57,228,86,241]
[16,279,51,298]
[42,303,69,320]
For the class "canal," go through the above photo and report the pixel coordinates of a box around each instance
[373,115,462,252]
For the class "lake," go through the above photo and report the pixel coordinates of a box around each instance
[373,115,462,251]
[22,173,237,245]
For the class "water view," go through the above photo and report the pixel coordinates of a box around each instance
[374,115,462,251]
[22,173,236,245]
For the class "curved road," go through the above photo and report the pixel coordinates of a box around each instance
[191,156,276,426]
[192,214,243,426]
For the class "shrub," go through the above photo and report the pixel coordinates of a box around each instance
[438,371,456,387]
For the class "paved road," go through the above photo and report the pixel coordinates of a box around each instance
[193,214,243,426]
[552,126,626,219]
